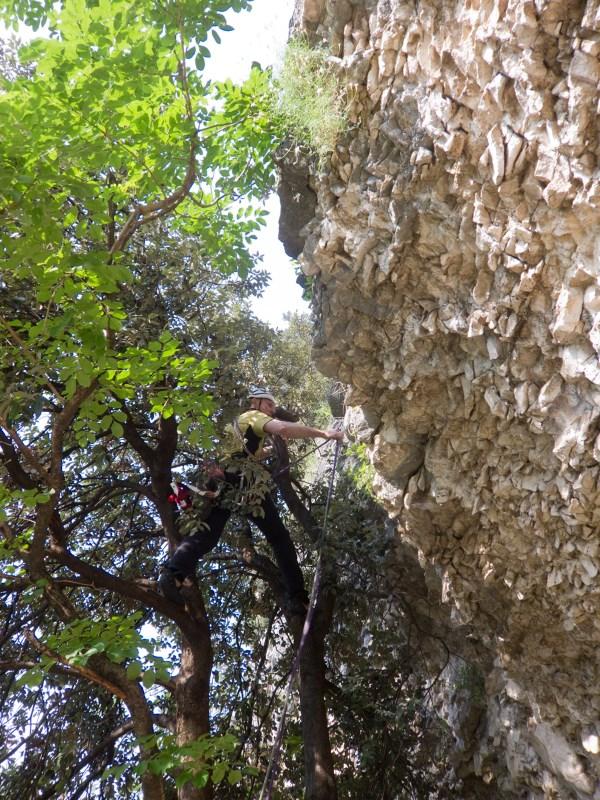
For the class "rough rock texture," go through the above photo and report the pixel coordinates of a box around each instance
[285,0,600,797]
[275,144,317,258]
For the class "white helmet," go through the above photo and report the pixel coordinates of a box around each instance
[248,387,276,402]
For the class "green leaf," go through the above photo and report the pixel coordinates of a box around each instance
[142,669,156,688]
[63,208,78,226]
[126,661,143,680]
[78,370,94,388]
[110,421,124,437]
[175,770,195,789]
[102,763,128,780]
[14,668,44,689]
[192,772,209,789]
[147,751,175,774]
[227,769,242,785]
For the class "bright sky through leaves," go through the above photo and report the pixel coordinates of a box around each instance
[203,0,308,329]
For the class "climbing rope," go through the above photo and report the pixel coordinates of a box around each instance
[258,436,342,800]
[270,438,332,480]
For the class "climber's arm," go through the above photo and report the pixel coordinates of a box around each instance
[263,418,343,441]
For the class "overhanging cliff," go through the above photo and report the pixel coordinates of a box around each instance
[281,1,600,796]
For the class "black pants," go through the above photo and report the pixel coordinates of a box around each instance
[167,483,306,600]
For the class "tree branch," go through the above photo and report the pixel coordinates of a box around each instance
[0,417,51,486]
[50,382,97,489]
[0,317,65,404]
[271,436,321,543]
[121,408,155,469]
[109,141,197,257]
[24,630,129,701]
[38,721,135,800]
[0,428,38,489]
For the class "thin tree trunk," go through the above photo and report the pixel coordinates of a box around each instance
[125,683,167,800]
[298,584,338,800]
[123,412,215,800]
[174,623,213,800]
[273,436,338,800]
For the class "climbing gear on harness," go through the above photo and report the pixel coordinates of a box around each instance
[258,437,342,800]
[168,475,223,513]
[232,415,255,458]
[168,482,194,511]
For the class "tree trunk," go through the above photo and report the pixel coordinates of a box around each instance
[175,593,214,800]
[124,682,167,800]
[273,436,339,799]
[298,584,337,800]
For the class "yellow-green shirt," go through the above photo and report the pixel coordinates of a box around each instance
[237,410,272,456]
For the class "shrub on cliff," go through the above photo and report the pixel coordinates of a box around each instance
[272,37,349,163]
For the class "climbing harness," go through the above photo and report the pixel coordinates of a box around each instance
[258,436,342,800]
[169,439,331,513]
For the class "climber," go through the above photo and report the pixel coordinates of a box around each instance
[158,388,344,615]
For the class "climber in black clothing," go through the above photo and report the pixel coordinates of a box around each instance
[158,388,343,614]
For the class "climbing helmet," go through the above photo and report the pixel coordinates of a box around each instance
[248,387,276,402]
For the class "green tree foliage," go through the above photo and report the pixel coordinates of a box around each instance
[0,0,276,437]
[323,472,456,799]
[0,1,285,797]
[0,32,31,79]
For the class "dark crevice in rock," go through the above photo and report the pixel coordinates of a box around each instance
[276,143,317,259]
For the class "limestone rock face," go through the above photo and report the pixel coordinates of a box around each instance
[276,145,317,258]
[286,0,600,796]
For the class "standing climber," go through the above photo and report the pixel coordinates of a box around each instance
[158,388,343,614]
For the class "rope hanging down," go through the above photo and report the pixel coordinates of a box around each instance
[271,438,332,480]
[258,437,342,800]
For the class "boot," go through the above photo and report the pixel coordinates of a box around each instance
[158,568,185,606]
[287,589,310,618]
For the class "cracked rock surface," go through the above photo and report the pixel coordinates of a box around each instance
[284,0,600,796]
